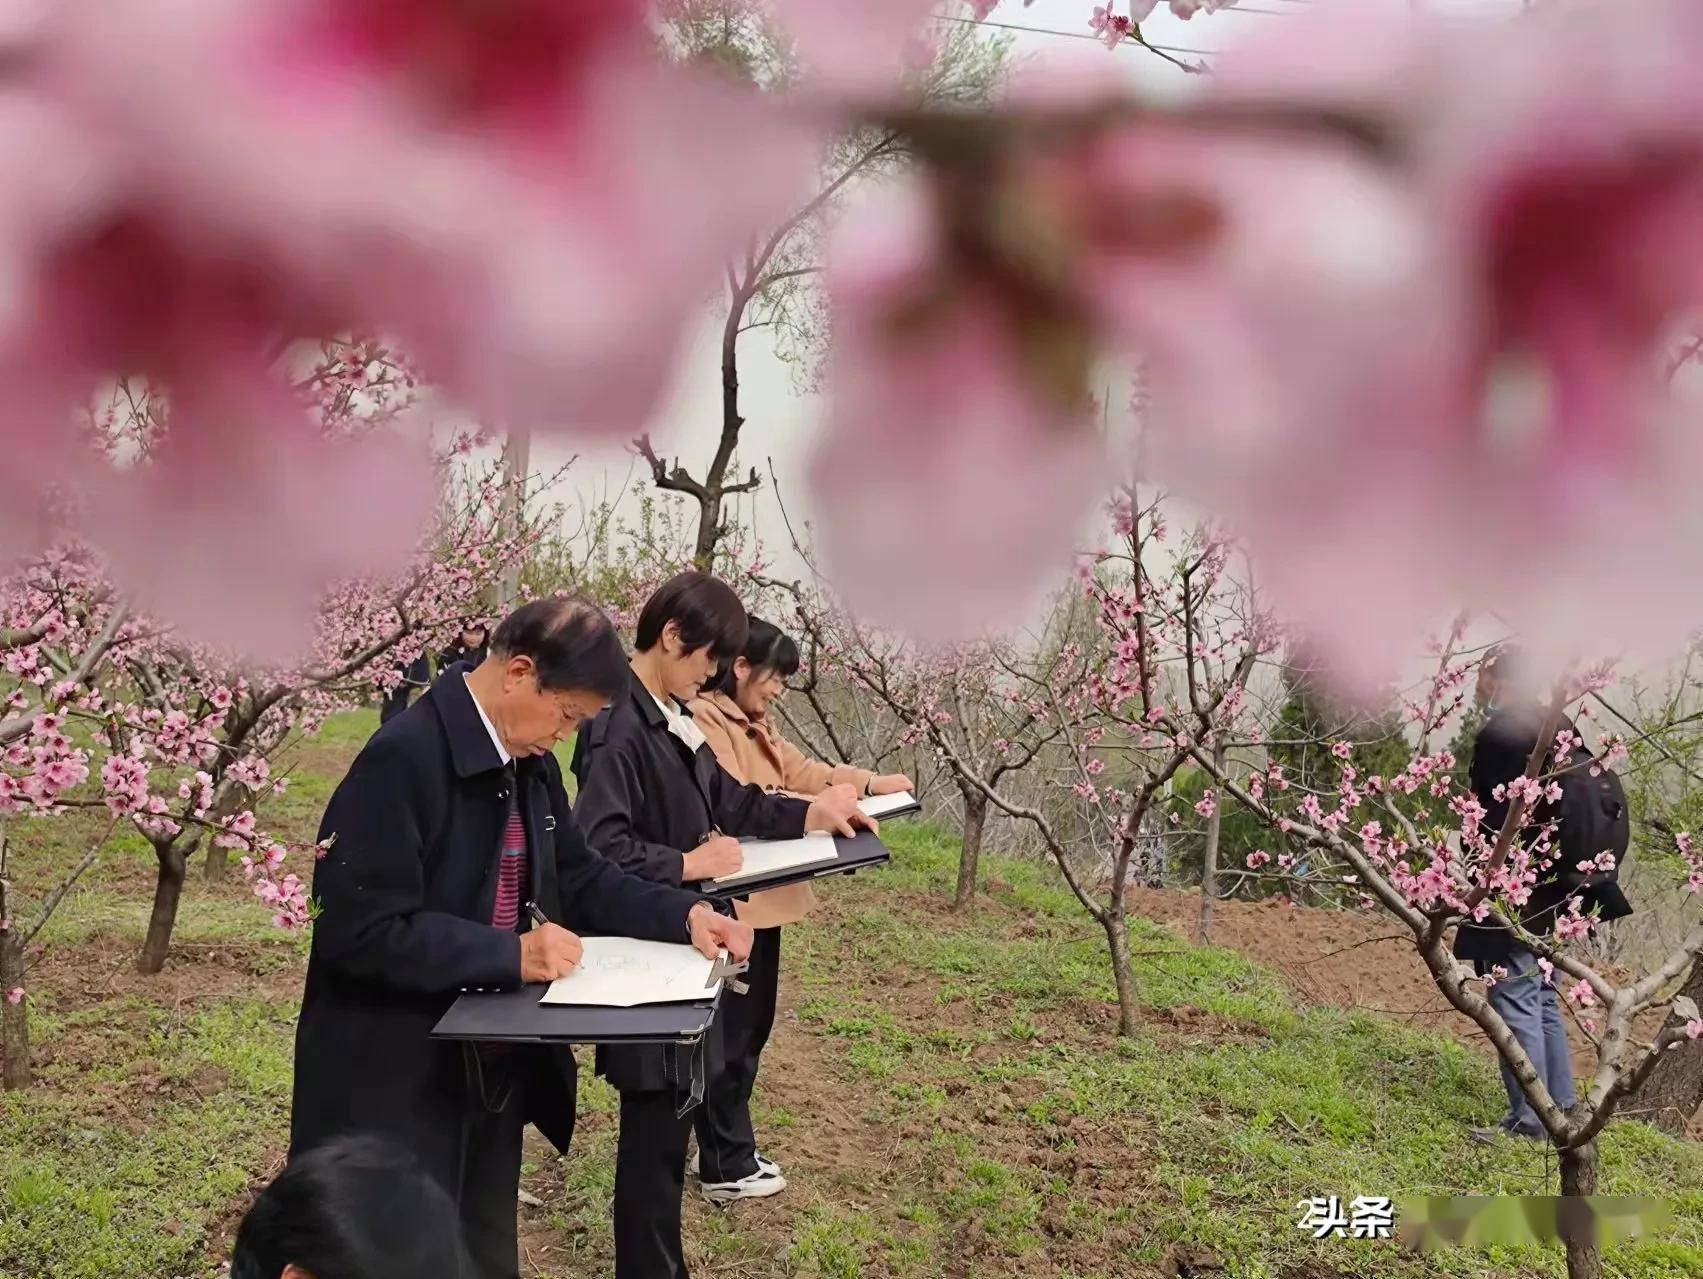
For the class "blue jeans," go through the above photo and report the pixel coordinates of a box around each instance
[1484,946,1574,1135]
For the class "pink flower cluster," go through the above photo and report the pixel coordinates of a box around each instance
[3,441,544,947]
[242,845,310,931]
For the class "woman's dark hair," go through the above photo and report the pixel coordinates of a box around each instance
[489,595,629,697]
[708,616,800,696]
[231,1137,469,1279]
[633,571,748,663]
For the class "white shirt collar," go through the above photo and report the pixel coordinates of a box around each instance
[650,690,706,753]
[464,673,512,766]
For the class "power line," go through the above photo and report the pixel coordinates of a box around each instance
[934,13,1220,58]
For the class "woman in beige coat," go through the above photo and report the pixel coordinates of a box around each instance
[685,617,910,1203]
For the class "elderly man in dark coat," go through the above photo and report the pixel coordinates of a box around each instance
[289,596,753,1279]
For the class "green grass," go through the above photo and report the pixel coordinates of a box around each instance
[788,824,1703,1279]
[0,996,295,1279]
[3,719,1701,1279]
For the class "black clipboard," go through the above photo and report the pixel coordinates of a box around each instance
[694,829,891,901]
[431,982,719,1046]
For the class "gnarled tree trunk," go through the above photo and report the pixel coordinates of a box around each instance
[1629,965,1703,1133]
[1102,908,1140,1037]
[1196,742,1226,945]
[0,933,27,1090]
[953,788,988,910]
[0,829,24,1089]
[203,842,229,882]
[1558,1141,1601,1279]
[139,842,188,974]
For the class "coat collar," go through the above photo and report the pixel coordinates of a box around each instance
[705,691,747,723]
[629,678,671,729]
[629,675,709,725]
[703,691,767,734]
[430,662,510,779]
[709,692,783,741]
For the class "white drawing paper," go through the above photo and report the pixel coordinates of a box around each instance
[711,830,840,887]
[538,936,720,1008]
[858,790,918,819]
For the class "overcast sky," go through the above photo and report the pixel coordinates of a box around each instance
[528,0,1525,572]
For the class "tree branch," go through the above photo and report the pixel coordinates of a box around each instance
[631,434,708,500]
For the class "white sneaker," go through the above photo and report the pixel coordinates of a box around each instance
[688,1149,780,1179]
[699,1165,787,1205]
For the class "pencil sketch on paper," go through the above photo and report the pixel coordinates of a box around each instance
[538,936,720,1007]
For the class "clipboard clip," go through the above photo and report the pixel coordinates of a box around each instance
[707,952,750,995]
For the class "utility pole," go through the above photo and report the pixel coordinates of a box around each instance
[496,424,531,611]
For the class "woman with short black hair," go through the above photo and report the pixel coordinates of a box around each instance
[572,571,876,1279]
[687,616,911,1205]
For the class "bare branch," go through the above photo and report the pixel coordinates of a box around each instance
[631,434,708,500]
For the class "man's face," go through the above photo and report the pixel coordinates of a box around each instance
[497,658,608,756]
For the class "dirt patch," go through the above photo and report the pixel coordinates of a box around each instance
[1121,887,1628,1080]
[1127,889,1459,1023]
[31,937,302,1016]
[508,948,1178,1279]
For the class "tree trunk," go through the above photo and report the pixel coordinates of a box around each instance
[1557,1141,1601,1279]
[497,425,531,610]
[203,842,228,882]
[1102,911,1140,1036]
[692,489,722,571]
[1629,965,1703,1133]
[0,933,27,1090]
[138,845,188,975]
[1195,742,1226,945]
[952,790,988,911]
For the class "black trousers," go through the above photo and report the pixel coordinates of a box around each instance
[614,1089,695,1279]
[379,687,411,723]
[458,1048,533,1279]
[693,926,781,1183]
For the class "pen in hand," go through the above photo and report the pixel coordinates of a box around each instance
[519,900,583,983]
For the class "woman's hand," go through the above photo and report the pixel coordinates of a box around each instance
[806,783,877,837]
[867,773,913,795]
[682,835,743,881]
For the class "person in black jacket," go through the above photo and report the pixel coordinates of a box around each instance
[1453,644,1632,1143]
[377,651,431,725]
[439,619,490,673]
[290,595,753,1279]
[572,571,874,1279]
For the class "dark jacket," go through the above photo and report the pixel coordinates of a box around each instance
[290,666,704,1185]
[571,685,810,887]
[438,638,488,673]
[570,683,808,1091]
[1454,708,1633,964]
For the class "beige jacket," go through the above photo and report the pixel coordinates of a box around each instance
[687,692,874,928]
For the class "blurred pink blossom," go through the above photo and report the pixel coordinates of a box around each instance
[53,0,812,433]
[1145,0,1703,685]
[777,0,938,94]
[811,179,1102,639]
[0,1,810,654]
